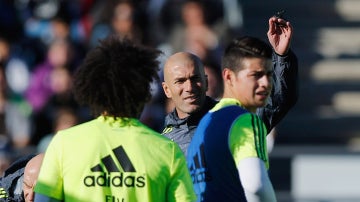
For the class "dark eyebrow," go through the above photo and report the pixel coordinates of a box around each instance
[174,74,200,81]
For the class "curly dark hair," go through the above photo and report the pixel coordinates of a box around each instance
[222,36,272,72]
[73,35,161,118]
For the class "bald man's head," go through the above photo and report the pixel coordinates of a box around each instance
[23,153,44,202]
[162,52,208,119]
[163,52,204,82]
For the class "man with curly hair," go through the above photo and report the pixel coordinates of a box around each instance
[34,35,196,202]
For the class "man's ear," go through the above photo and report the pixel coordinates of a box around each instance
[162,82,172,98]
[222,68,233,86]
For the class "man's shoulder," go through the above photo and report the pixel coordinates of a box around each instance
[0,154,36,201]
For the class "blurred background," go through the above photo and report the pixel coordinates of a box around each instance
[0,0,360,201]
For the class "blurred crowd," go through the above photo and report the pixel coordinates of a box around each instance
[0,0,244,175]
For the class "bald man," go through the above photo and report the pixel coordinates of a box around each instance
[161,52,217,155]
[161,17,298,156]
[162,52,209,119]
[23,153,44,202]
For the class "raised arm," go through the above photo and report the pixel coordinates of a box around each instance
[256,16,299,132]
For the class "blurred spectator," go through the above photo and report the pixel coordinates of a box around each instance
[24,39,79,146]
[38,71,89,148]
[4,57,31,97]
[203,59,223,100]
[167,0,219,58]
[23,1,86,45]
[89,0,145,47]
[25,39,74,113]
[37,107,78,153]
[44,65,81,119]
[111,1,142,42]
[144,0,168,46]
[23,1,87,67]
[0,67,31,149]
[0,39,32,149]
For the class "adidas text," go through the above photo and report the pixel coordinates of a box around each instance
[84,172,145,187]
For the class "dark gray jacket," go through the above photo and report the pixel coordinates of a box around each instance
[0,154,36,202]
[162,51,298,155]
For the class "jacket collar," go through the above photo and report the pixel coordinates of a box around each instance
[164,96,218,127]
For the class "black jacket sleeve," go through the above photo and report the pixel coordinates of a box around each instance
[256,49,299,132]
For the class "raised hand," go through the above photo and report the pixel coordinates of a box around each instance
[267,16,293,55]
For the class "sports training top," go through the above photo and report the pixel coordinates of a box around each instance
[35,116,196,202]
[186,98,269,202]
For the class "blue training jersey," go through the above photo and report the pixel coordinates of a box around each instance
[186,98,268,202]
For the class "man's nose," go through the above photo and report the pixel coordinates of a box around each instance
[260,75,272,89]
[184,79,193,91]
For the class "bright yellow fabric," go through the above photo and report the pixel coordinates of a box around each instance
[35,116,196,202]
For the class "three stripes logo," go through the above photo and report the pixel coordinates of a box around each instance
[188,143,211,184]
[83,145,146,188]
[0,187,8,199]
[91,146,136,173]
[161,126,173,135]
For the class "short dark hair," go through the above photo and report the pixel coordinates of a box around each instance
[221,36,272,72]
[73,35,161,118]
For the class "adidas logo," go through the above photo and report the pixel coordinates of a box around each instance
[0,187,8,199]
[188,143,211,184]
[91,145,136,173]
[83,145,146,188]
[189,143,206,171]
[161,126,173,134]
